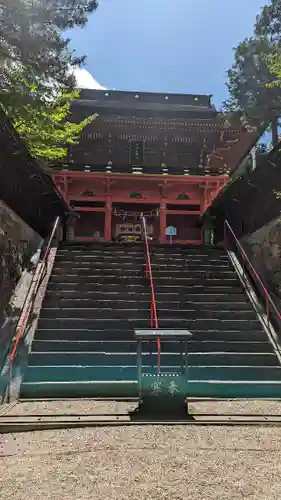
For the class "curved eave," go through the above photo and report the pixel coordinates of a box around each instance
[207,129,261,175]
[202,127,268,217]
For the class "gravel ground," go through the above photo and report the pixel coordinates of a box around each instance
[2,398,281,416]
[1,424,281,500]
[1,400,281,500]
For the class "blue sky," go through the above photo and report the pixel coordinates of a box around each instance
[68,0,268,108]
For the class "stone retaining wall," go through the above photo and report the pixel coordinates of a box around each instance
[242,218,281,301]
[0,200,41,326]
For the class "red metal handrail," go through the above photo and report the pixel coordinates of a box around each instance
[141,215,161,373]
[224,220,281,326]
[8,217,60,399]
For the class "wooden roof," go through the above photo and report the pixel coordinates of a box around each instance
[62,90,261,177]
[76,89,216,117]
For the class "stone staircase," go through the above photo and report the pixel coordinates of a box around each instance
[151,245,281,398]
[21,243,149,398]
[20,243,281,399]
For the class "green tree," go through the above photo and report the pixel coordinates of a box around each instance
[2,64,96,162]
[224,1,281,144]
[255,0,281,43]
[13,93,95,162]
[224,36,281,144]
[0,0,98,87]
[225,37,278,121]
[0,0,98,160]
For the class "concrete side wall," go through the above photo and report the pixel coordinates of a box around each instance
[0,200,41,326]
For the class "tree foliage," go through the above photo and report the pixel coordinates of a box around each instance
[224,1,281,135]
[0,0,98,87]
[266,52,281,90]
[0,0,98,161]
[224,37,280,124]
[14,97,94,162]
[255,0,281,43]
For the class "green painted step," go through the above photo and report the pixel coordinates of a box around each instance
[165,260,232,266]
[43,292,247,303]
[23,365,281,383]
[53,260,144,267]
[155,285,243,291]
[44,290,152,297]
[39,308,258,320]
[56,248,221,256]
[55,257,145,263]
[52,267,144,274]
[37,318,263,331]
[48,283,148,292]
[24,365,138,382]
[49,275,240,286]
[34,328,269,342]
[20,381,137,399]
[40,308,150,319]
[49,275,147,283]
[50,270,145,278]
[53,265,234,276]
[35,328,139,341]
[152,269,236,277]
[47,283,243,293]
[43,299,152,309]
[28,352,279,367]
[158,302,253,311]
[20,379,281,400]
[155,263,231,269]
[31,340,275,354]
[56,253,145,258]
[42,299,253,311]
[53,264,145,272]
[184,382,281,399]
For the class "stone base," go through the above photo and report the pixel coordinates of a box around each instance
[129,398,194,421]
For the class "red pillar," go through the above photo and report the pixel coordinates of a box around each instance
[105,200,112,241]
[160,202,166,243]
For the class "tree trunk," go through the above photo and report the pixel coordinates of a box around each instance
[271,117,278,147]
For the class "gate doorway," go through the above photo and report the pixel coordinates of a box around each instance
[112,203,159,243]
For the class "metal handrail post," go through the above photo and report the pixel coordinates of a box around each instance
[7,216,61,401]
[224,219,281,326]
[141,215,161,373]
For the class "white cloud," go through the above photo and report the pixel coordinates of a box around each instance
[73,68,106,90]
